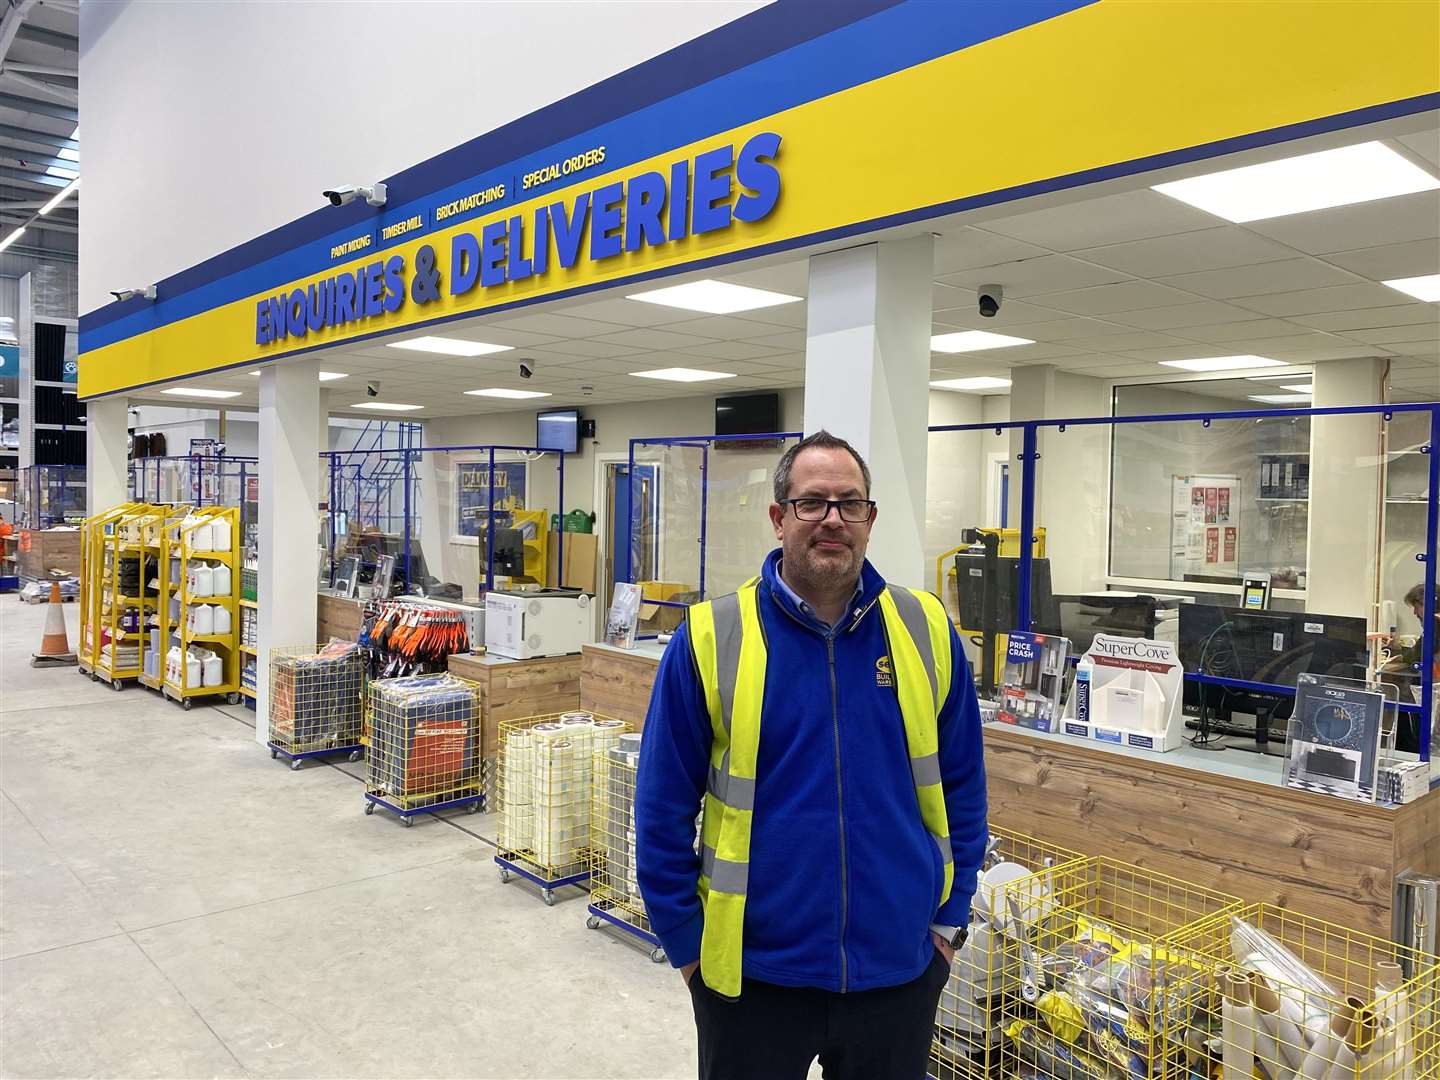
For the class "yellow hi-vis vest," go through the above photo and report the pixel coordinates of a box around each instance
[687,577,954,997]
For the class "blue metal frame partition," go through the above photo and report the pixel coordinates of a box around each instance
[17,464,87,527]
[622,431,803,623]
[931,402,1439,766]
[130,455,258,508]
[318,442,567,593]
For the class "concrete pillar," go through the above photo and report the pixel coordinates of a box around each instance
[1307,357,1386,623]
[803,235,933,588]
[86,396,130,511]
[256,360,321,743]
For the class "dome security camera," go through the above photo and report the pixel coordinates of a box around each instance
[977,284,1003,318]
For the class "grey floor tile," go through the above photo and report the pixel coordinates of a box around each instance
[1,934,251,1079]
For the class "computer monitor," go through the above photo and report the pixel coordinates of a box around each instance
[1054,594,1161,656]
[480,526,526,579]
[1178,604,1369,742]
[954,553,1059,636]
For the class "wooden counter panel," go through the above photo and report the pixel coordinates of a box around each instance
[1394,795,1440,878]
[317,593,365,643]
[579,646,660,729]
[447,653,582,760]
[984,728,1403,935]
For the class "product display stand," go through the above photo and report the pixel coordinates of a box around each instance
[138,505,191,693]
[496,711,628,906]
[79,502,160,690]
[584,728,663,961]
[158,507,242,710]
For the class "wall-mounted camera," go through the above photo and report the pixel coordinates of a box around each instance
[977,284,1003,318]
[110,286,157,302]
[322,183,387,208]
[518,359,535,380]
[366,381,381,398]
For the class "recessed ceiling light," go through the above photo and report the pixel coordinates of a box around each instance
[1159,355,1285,372]
[1382,274,1440,302]
[930,376,1013,391]
[1279,383,1315,393]
[464,388,552,399]
[628,367,738,382]
[1248,393,1313,404]
[352,402,423,411]
[161,388,242,399]
[249,370,349,381]
[386,336,514,357]
[1151,141,1440,222]
[930,331,1034,353]
[626,280,801,314]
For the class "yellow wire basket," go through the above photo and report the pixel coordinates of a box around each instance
[266,642,366,767]
[364,672,484,823]
[495,711,630,903]
[584,730,662,960]
[1162,902,1438,1080]
[933,825,1089,1080]
[996,856,1245,1080]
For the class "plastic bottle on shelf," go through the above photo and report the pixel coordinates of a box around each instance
[1074,656,1093,723]
[200,649,223,687]
[184,649,202,688]
[211,562,232,596]
[185,515,212,552]
[211,605,231,635]
[190,562,214,597]
[208,516,231,552]
[190,604,214,636]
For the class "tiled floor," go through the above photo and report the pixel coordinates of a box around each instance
[0,597,697,1079]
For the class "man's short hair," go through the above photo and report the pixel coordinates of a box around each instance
[1405,582,1428,609]
[773,430,872,503]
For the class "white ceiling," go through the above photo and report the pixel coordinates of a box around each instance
[138,116,1440,416]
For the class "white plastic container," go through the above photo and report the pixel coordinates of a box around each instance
[210,605,231,635]
[189,604,214,636]
[189,563,214,597]
[211,563,232,596]
[166,645,183,684]
[200,650,223,687]
[207,516,231,552]
[184,650,202,689]
[184,515,212,552]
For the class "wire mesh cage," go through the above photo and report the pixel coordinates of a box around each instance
[266,642,366,767]
[585,729,663,960]
[996,857,1245,1080]
[1161,903,1438,1080]
[496,711,629,903]
[932,826,1089,1080]
[364,672,484,823]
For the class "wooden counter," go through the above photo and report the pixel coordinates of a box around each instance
[18,527,81,580]
[447,651,583,761]
[317,591,366,643]
[984,723,1439,937]
[579,642,666,728]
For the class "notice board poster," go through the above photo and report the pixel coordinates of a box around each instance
[1171,474,1241,580]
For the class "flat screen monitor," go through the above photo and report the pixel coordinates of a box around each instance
[537,408,580,454]
[1054,594,1161,656]
[1177,605,1369,729]
[953,553,1059,638]
[715,392,779,437]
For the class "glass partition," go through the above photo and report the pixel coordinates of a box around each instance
[625,433,801,636]
[930,403,1437,764]
[17,464,85,527]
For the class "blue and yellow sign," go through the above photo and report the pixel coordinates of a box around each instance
[78,0,1440,399]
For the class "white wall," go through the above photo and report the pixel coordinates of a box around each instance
[79,0,768,315]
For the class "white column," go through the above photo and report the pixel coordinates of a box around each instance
[1005,364,1057,527]
[803,235,933,587]
[86,396,130,511]
[1307,357,1386,622]
[256,360,321,743]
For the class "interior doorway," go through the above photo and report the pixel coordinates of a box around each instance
[597,460,659,613]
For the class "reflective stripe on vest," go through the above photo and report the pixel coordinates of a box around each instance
[688,578,953,998]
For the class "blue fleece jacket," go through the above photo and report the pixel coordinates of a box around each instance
[634,549,988,993]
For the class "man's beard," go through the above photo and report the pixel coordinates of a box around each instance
[785,533,861,591]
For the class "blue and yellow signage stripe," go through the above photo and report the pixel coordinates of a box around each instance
[80,0,1440,399]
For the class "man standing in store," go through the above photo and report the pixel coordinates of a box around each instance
[635,430,988,1080]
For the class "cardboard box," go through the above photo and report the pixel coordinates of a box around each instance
[637,580,688,632]
[546,530,598,594]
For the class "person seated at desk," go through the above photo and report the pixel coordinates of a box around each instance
[1380,583,1438,679]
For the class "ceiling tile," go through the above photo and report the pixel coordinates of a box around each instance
[1240,283,1420,317]
[1074,226,1295,278]
[1038,280,1194,315]
[1289,304,1439,332]
[534,338,639,359]
[488,312,634,338]
[662,315,797,339]
[718,261,811,296]
[1175,318,1318,343]
[1243,189,1440,254]
[1396,129,1440,169]
[677,340,791,361]
[557,296,708,326]
[1344,324,1440,346]
[1158,258,1358,299]
[749,330,806,351]
[1319,239,1440,281]
[978,189,1220,250]
[938,253,1129,297]
[932,227,1048,274]
[1051,330,1187,352]
[591,327,719,350]
[1107,301,1269,331]
[932,292,1060,328]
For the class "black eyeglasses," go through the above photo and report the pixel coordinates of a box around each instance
[780,498,876,523]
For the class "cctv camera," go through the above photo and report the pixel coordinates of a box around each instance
[366,381,381,398]
[322,183,387,208]
[518,359,535,380]
[110,286,158,302]
[977,285,1003,318]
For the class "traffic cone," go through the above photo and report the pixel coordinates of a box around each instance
[31,582,77,667]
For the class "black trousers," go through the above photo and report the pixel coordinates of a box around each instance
[687,950,949,1080]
